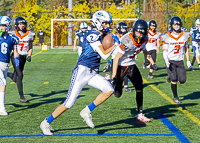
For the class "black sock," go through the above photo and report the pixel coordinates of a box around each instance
[136,91,143,114]
[171,83,178,98]
[17,76,24,99]
[7,72,13,79]
[149,72,152,76]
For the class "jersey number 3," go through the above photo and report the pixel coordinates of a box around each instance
[174,45,180,54]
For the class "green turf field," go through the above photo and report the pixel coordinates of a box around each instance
[1,48,199,143]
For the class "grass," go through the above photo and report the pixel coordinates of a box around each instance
[0,48,199,143]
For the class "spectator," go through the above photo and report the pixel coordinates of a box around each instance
[37,28,45,50]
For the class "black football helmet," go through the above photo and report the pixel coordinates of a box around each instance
[116,22,128,35]
[148,20,157,32]
[14,16,27,32]
[132,19,148,43]
[169,16,182,33]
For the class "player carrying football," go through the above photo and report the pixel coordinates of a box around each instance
[0,16,19,115]
[161,16,190,103]
[111,19,158,122]
[73,22,88,56]
[40,10,120,135]
[7,16,35,103]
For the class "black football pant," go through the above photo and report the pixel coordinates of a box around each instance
[114,65,143,113]
[10,54,27,99]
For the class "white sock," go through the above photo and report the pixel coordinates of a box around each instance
[0,92,5,110]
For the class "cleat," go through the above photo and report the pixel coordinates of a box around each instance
[189,65,194,71]
[80,106,95,128]
[146,65,150,68]
[20,98,28,103]
[104,74,110,80]
[173,97,182,103]
[137,113,151,122]
[148,75,153,79]
[0,108,8,116]
[102,63,110,72]
[124,87,132,92]
[40,118,53,135]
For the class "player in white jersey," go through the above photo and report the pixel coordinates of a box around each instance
[111,19,158,122]
[144,20,161,78]
[73,22,88,56]
[0,16,19,115]
[40,10,120,135]
[189,19,200,70]
[103,22,132,92]
[161,16,190,103]
[7,16,35,103]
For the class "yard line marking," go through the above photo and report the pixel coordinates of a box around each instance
[157,114,190,143]
[0,133,175,137]
[143,78,200,126]
[9,51,42,69]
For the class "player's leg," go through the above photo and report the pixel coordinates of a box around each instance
[194,45,200,69]
[168,61,181,103]
[16,55,27,102]
[148,50,156,79]
[0,62,9,115]
[79,72,114,128]
[7,53,17,82]
[40,65,90,135]
[128,65,151,122]
[123,76,132,92]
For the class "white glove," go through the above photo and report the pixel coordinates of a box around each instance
[165,59,170,68]
[187,61,191,68]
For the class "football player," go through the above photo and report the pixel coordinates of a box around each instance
[103,22,132,92]
[0,16,19,115]
[7,16,35,103]
[189,19,200,70]
[111,19,158,122]
[144,20,161,78]
[73,22,88,56]
[161,16,190,103]
[40,10,120,135]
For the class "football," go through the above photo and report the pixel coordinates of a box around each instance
[102,34,114,50]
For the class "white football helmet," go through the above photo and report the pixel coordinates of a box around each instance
[80,22,88,29]
[92,10,112,32]
[0,16,11,31]
[195,19,200,27]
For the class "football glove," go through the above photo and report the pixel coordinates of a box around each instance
[151,64,158,71]
[26,56,31,62]
[111,35,120,44]
[187,61,191,68]
[14,57,20,67]
[110,78,117,87]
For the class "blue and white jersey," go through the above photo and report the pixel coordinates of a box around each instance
[75,30,85,48]
[77,29,103,69]
[0,33,19,63]
[190,26,200,42]
[168,27,187,32]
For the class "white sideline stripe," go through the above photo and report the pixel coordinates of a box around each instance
[32,52,77,54]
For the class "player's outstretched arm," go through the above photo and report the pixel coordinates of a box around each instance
[73,38,78,52]
[112,52,123,78]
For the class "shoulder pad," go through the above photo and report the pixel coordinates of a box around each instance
[29,30,36,36]
[86,30,101,43]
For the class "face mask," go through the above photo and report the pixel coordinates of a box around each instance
[0,30,4,36]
